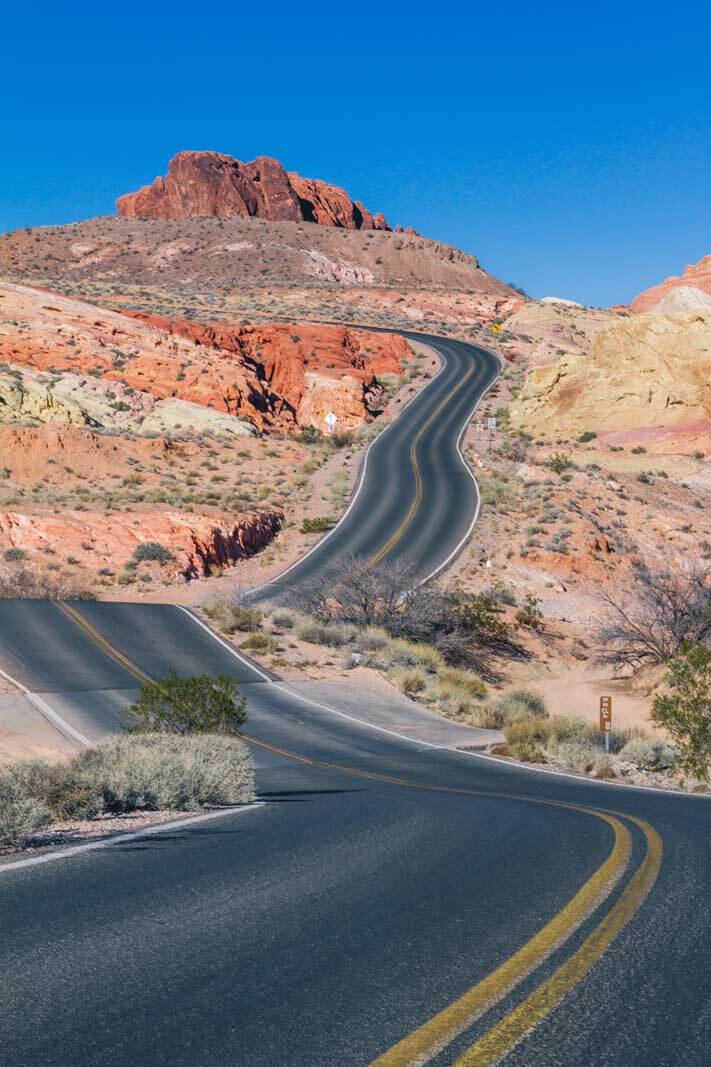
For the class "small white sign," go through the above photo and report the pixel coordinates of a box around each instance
[325,412,338,433]
[487,417,497,431]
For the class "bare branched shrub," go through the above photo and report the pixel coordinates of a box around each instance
[292,556,525,680]
[595,559,711,669]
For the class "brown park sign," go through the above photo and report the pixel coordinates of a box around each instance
[599,695,613,733]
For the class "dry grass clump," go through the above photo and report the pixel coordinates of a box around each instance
[240,632,278,653]
[393,668,428,694]
[203,592,262,634]
[294,619,356,647]
[484,689,548,729]
[0,734,254,846]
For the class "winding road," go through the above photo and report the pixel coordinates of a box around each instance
[1,332,710,1066]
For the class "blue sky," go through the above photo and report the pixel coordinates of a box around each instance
[2,6,709,306]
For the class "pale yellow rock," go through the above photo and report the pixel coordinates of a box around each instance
[511,310,711,436]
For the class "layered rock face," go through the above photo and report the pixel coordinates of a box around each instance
[510,309,711,449]
[631,254,711,312]
[117,151,391,231]
[0,282,406,434]
[0,507,283,583]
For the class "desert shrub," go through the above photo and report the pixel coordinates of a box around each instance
[241,633,277,653]
[78,734,251,806]
[359,626,391,650]
[505,716,550,747]
[546,452,573,474]
[394,668,427,694]
[270,610,295,629]
[619,737,680,771]
[652,643,711,779]
[490,689,547,727]
[595,559,710,669]
[544,716,589,745]
[0,566,96,600]
[301,515,335,534]
[204,592,262,633]
[0,761,52,845]
[437,668,487,700]
[508,741,545,763]
[577,431,597,443]
[389,639,445,673]
[553,737,606,774]
[330,431,355,449]
[515,594,544,631]
[294,619,354,647]
[122,671,247,735]
[3,547,26,562]
[132,541,174,564]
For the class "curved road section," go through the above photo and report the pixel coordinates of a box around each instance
[252,331,500,598]
[1,332,710,1067]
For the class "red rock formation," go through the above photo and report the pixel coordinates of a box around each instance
[182,510,283,579]
[117,151,390,230]
[631,254,711,312]
[288,173,389,231]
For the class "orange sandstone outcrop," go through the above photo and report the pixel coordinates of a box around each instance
[0,508,283,582]
[117,151,391,231]
[0,282,407,433]
[631,253,711,313]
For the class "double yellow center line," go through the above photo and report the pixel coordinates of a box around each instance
[56,601,663,1066]
[367,362,476,569]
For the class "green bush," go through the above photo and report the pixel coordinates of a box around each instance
[577,431,597,443]
[3,547,27,562]
[122,671,247,735]
[132,541,174,564]
[301,516,334,534]
[652,644,711,780]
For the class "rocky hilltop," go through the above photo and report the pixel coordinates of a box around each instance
[631,252,711,313]
[117,151,393,231]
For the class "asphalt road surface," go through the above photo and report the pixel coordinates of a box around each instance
[1,332,710,1067]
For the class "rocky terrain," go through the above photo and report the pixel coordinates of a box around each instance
[117,150,394,230]
[509,307,711,451]
[631,252,711,313]
[0,281,407,435]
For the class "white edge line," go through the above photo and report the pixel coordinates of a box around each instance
[248,339,447,595]
[177,608,710,802]
[0,803,264,876]
[0,665,93,748]
[415,342,502,587]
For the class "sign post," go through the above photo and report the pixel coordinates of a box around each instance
[324,412,338,435]
[599,696,612,755]
[487,416,497,455]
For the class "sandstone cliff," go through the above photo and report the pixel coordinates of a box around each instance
[631,253,711,313]
[510,309,711,449]
[117,151,391,231]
